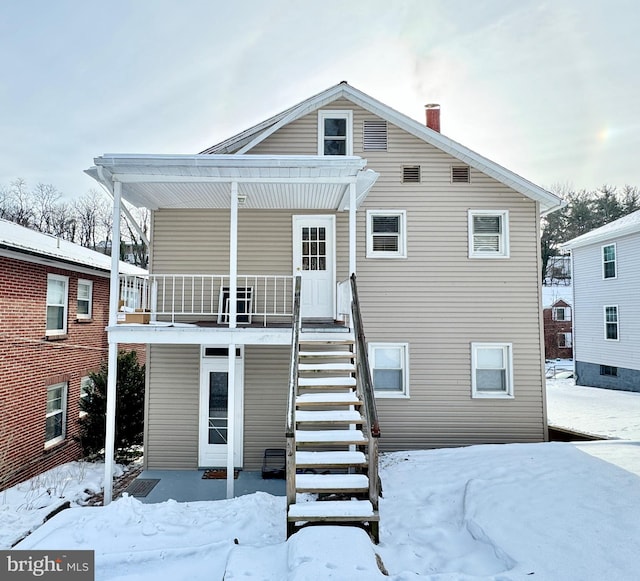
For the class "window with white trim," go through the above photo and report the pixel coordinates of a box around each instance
[366,210,407,258]
[557,332,572,348]
[602,244,616,279]
[45,382,67,447]
[471,343,514,398]
[604,305,619,340]
[77,279,93,320]
[79,376,92,417]
[318,110,352,156]
[468,210,509,258]
[552,306,571,321]
[368,343,409,397]
[46,274,68,335]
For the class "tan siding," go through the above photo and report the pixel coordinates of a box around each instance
[145,344,200,469]
[243,345,289,469]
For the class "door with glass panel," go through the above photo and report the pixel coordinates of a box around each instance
[198,348,243,467]
[292,215,335,319]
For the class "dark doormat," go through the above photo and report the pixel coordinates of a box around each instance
[202,469,239,479]
[124,478,160,497]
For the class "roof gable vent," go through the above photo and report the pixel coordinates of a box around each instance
[363,120,388,151]
[451,166,470,183]
[402,165,421,183]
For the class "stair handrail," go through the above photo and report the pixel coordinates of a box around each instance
[350,274,380,438]
[286,275,302,438]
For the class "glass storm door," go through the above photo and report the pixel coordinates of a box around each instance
[199,351,243,467]
[293,215,335,319]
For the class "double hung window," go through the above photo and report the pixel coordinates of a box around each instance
[471,343,513,398]
[46,274,68,335]
[318,110,352,156]
[366,210,407,258]
[369,343,409,397]
[45,382,67,447]
[604,305,619,340]
[468,210,509,258]
[77,279,93,319]
[602,244,616,279]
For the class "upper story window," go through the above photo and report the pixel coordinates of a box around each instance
[557,332,572,348]
[471,342,514,398]
[604,305,619,340]
[602,243,616,279]
[45,382,67,447]
[552,306,571,321]
[46,274,68,336]
[368,342,409,398]
[318,110,352,156]
[468,210,509,258]
[77,279,93,320]
[366,210,407,258]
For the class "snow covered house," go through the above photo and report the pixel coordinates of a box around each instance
[87,82,563,534]
[0,219,146,490]
[563,210,640,392]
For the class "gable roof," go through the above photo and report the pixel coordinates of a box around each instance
[201,81,564,215]
[0,218,146,276]
[562,209,640,250]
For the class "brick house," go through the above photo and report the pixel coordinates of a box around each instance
[543,299,573,360]
[0,218,146,490]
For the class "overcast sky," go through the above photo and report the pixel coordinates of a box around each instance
[1,0,638,200]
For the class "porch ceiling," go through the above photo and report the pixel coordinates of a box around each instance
[86,154,379,211]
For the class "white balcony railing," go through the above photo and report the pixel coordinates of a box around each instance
[119,274,294,326]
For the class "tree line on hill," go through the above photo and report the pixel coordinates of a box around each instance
[0,178,148,267]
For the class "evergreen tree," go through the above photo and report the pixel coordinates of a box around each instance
[77,350,145,462]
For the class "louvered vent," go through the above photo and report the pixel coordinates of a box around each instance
[402,165,421,183]
[363,120,388,151]
[452,166,470,183]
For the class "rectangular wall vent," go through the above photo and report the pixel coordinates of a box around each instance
[451,165,471,183]
[402,165,421,183]
[363,120,388,151]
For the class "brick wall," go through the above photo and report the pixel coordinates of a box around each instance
[0,256,145,490]
[543,301,574,360]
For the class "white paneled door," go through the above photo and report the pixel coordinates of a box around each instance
[293,215,336,319]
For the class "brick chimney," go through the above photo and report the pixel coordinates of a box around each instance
[425,104,440,132]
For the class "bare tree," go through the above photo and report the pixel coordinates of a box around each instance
[74,190,111,250]
[122,205,149,267]
[32,183,62,233]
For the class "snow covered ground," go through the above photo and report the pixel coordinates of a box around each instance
[3,378,640,579]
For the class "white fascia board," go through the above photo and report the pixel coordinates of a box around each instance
[562,225,640,250]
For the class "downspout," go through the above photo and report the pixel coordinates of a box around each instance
[104,179,122,505]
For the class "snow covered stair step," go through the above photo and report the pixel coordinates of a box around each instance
[298,362,356,372]
[296,392,361,406]
[288,500,378,521]
[295,474,369,493]
[298,377,356,388]
[299,350,354,358]
[295,451,367,467]
[295,429,367,445]
[296,410,363,424]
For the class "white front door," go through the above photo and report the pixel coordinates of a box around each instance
[198,348,243,467]
[293,215,336,319]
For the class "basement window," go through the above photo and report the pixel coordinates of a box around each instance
[600,365,618,377]
[451,166,471,183]
[363,120,388,151]
[402,165,421,183]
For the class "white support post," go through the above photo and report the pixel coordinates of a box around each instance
[104,180,122,505]
[229,182,238,329]
[226,343,236,499]
[349,182,357,277]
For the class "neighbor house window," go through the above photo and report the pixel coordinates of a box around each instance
[602,244,616,279]
[366,210,407,258]
[318,110,352,156]
[604,305,619,340]
[46,274,69,336]
[557,333,572,348]
[79,376,92,417]
[77,279,93,320]
[471,343,514,398]
[368,343,409,397]
[468,210,509,258]
[552,306,571,321]
[45,382,67,447]
[600,365,618,377]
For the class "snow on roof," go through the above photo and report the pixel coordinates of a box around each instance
[0,218,146,275]
[542,284,573,308]
[562,209,640,250]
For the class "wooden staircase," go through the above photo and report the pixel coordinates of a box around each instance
[286,276,380,541]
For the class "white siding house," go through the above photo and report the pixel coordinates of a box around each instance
[563,210,640,391]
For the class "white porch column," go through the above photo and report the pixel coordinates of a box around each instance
[349,181,357,276]
[229,182,238,329]
[104,180,122,505]
[226,343,236,499]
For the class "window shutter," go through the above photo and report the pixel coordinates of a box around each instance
[363,120,387,151]
[402,165,421,183]
[473,215,501,252]
[451,166,470,183]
